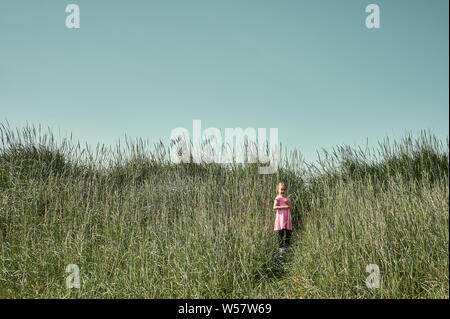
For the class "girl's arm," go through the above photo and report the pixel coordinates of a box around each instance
[287,198,293,211]
[273,199,290,210]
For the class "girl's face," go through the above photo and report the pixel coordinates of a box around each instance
[278,185,286,196]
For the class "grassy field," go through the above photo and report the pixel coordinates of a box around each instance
[0,124,448,298]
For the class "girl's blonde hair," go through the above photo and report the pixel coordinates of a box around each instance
[277,182,287,192]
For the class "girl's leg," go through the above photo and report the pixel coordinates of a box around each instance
[285,230,292,247]
[278,230,285,248]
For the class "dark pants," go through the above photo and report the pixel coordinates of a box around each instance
[277,229,292,248]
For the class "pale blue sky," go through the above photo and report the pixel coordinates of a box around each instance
[1,0,448,163]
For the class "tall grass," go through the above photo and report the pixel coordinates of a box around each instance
[282,134,449,298]
[0,123,448,298]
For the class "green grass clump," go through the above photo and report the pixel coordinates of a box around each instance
[0,123,448,298]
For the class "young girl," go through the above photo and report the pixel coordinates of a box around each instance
[273,182,293,252]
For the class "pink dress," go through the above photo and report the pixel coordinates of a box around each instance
[274,196,292,231]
